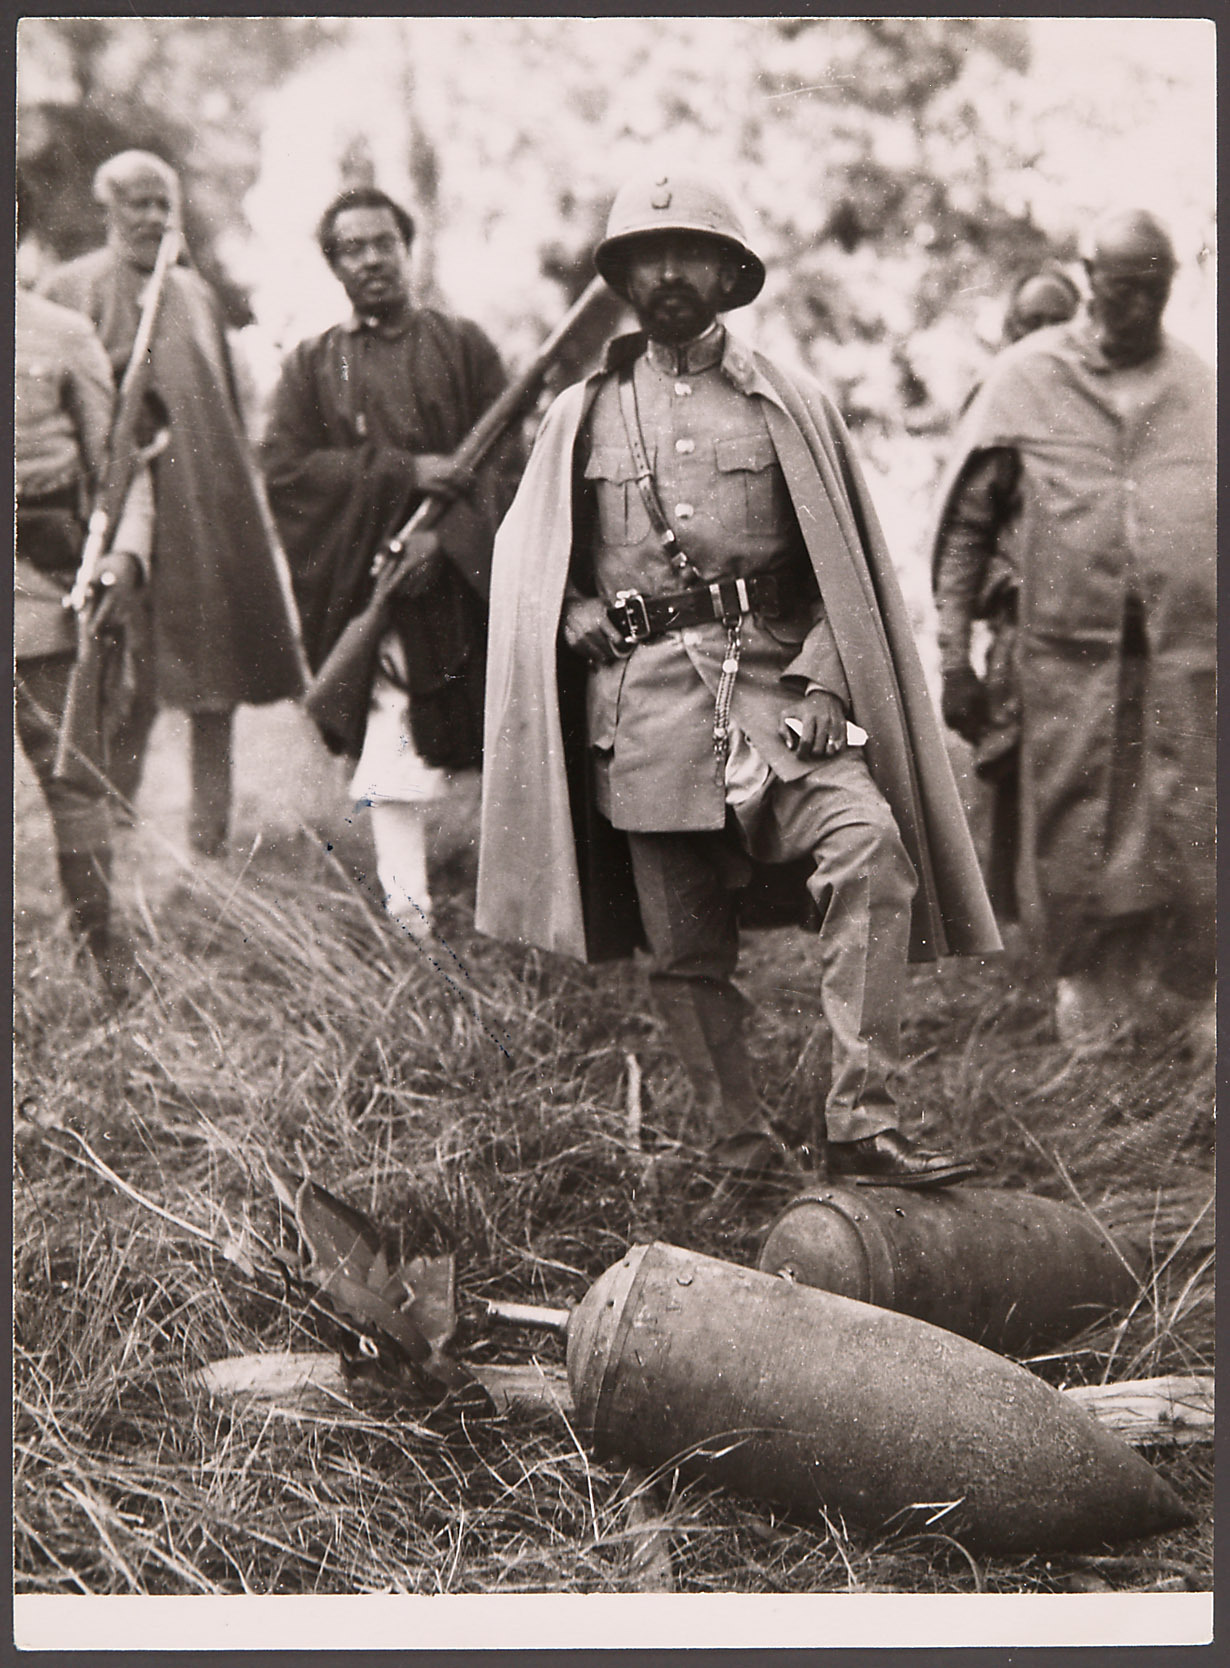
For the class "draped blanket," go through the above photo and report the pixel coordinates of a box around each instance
[260,311,518,761]
[41,249,304,710]
[930,322,1215,927]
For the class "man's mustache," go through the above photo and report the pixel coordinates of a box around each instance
[647,284,701,307]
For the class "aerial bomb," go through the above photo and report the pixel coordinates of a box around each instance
[758,1185,1140,1355]
[492,1242,1189,1553]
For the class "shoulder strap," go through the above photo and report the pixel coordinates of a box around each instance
[617,366,703,585]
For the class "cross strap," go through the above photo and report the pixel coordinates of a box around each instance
[617,366,705,587]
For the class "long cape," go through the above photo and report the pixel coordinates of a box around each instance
[476,334,1000,965]
[40,249,304,710]
[928,322,1215,926]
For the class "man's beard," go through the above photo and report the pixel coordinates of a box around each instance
[639,286,713,344]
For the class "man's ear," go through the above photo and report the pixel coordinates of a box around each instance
[718,255,740,301]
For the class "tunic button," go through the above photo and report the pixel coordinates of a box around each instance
[674,381,692,397]
[675,437,695,454]
[675,503,694,520]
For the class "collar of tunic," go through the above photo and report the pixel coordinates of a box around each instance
[600,326,774,405]
[644,322,725,376]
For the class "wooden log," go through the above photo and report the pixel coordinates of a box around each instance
[191,1353,1213,1448]
[1062,1376,1213,1447]
[193,1351,571,1415]
[616,1465,675,1593]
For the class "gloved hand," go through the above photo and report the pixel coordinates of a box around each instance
[941,664,990,745]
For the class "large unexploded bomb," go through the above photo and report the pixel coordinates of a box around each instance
[757,1185,1141,1355]
[490,1242,1189,1554]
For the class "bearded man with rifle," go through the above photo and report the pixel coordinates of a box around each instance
[260,187,526,937]
[15,279,153,1001]
[40,150,304,858]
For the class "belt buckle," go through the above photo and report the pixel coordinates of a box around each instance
[613,589,653,643]
[710,576,751,625]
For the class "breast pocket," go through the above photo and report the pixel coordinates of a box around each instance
[714,433,783,534]
[584,446,653,546]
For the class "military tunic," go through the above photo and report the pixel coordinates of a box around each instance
[577,325,852,832]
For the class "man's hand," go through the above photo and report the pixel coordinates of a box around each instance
[390,531,443,599]
[561,596,630,665]
[413,455,475,504]
[780,689,847,760]
[90,550,143,629]
[941,665,990,745]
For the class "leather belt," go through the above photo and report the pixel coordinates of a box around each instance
[607,571,801,645]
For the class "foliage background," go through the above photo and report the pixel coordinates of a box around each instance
[17,15,1216,415]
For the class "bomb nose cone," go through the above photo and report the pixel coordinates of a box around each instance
[1100,1463,1194,1542]
[564,1243,1193,1554]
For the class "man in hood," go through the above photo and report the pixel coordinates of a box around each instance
[478,170,1000,1184]
[932,210,1214,1055]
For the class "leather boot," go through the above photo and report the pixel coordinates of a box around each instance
[190,710,233,857]
[651,977,784,1172]
[57,848,132,1004]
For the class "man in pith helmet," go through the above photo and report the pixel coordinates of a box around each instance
[932,209,1214,1055]
[478,169,1000,1185]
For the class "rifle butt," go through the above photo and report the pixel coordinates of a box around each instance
[303,606,387,756]
[51,621,107,788]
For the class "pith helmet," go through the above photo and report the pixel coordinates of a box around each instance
[594,170,765,309]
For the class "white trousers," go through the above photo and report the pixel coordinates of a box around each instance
[349,642,451,930]
[368,800,433,927]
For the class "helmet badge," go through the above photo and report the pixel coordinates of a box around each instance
[651,179,672,210]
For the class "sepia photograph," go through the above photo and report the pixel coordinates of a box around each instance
[13,14,1214,1652]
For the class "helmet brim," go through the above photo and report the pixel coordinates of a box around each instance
[594,229,765,310]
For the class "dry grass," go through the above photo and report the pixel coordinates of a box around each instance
[14,764,1214,1600]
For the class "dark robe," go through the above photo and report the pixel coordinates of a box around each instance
[260,310,519,761]
[39,248,304,711]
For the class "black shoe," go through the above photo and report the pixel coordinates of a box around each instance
[828,1129,977,1188]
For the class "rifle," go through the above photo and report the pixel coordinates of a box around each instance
[52,226,179,787]
[304,275,609,754]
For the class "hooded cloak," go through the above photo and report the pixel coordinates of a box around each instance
[930,320,1215,928]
